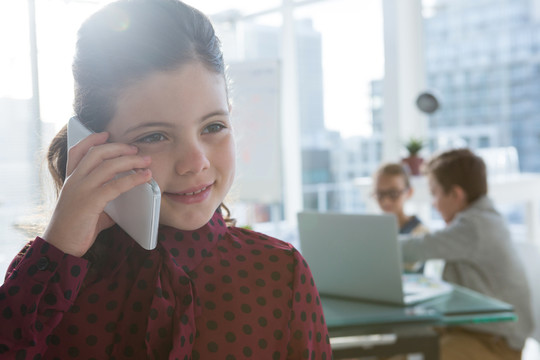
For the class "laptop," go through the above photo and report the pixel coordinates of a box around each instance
[297,211,453,306]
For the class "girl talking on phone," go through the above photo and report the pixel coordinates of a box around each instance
[0,1,332,358]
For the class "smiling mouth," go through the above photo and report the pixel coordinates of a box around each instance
[180,186,208,196]
[165,184,212,204]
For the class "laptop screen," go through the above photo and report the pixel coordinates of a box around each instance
[297,211,406,305]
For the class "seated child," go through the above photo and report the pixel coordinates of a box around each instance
[400,148,533,360]
[373,163,429,235]
[373,163,429,273]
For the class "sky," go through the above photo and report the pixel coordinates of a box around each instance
[0,0,384,138]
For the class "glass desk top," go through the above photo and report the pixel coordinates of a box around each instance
[322,284,516,331]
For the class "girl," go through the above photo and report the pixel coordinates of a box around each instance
[0,1,332,359]
[373,163,429,274]
[373,163,428,235]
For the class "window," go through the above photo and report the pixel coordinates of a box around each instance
[0,0,385,276]
[2,0,539,278]
[422,0,540,242]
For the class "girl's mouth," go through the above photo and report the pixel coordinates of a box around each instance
[180,186,207,196]
[165,183,213,204]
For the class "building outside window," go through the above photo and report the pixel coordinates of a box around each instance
[1,0,539,277]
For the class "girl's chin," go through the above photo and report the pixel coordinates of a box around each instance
[159,211,216,231]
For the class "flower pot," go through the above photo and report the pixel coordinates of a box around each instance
[402,155,423,176]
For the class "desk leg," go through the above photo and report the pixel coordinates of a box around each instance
[419,332,439,360]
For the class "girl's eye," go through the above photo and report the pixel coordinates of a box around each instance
[135,133,166,144]
[202,123,226,134]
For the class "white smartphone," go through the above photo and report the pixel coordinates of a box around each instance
[67,116,161,250]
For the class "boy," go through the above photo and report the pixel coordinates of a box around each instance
[400,148,533,359]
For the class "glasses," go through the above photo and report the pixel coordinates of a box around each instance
[372,189,407,201]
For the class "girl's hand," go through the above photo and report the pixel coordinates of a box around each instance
[43,132,153,257]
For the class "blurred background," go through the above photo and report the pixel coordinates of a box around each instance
[2,0,540,308]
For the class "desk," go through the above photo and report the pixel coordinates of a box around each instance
[323,285,516,359]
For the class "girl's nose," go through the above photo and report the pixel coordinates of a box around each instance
[174,141,210,176]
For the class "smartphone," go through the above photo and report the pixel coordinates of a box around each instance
[67,116,161,250]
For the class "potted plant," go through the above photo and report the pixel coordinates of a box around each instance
[402,137,424,175]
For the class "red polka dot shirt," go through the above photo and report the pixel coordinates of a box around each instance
[0,212,332,359]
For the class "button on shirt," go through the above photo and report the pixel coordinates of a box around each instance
[37,256,49,271]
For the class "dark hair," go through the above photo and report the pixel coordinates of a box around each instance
[425,148,487,204]
[48,0,224,189]
[374,163,411,189]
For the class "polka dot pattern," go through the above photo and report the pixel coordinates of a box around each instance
[0,237,89,359]
[0,212,331,359]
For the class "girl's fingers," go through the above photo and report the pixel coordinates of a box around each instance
[79,154,152,193]
[68,138,140,178]
[66,132,110,176]
[70,169,153,213]
[99,169,153,202]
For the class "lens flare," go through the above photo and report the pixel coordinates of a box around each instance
[108,8,130,32]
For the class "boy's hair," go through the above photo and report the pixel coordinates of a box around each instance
[374,163,411,188]
[425,148,487,204]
